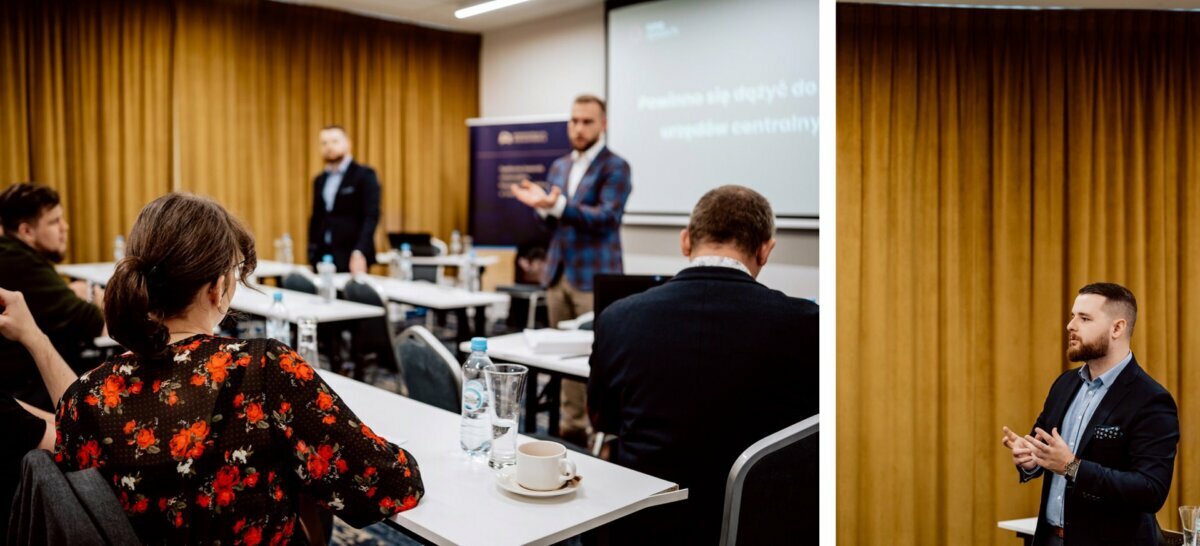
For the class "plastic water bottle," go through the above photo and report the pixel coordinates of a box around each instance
[113,235,126,261]
[465,250,480,292]
[281,233,294,264]
[459,337,493,458]
[450,230,463,256]
[266,292,290,345]
[317,255,337,303]
[399,243,414,281]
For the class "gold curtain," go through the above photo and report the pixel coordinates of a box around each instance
[0,0,174,261]
[0,0,479,263]
[838,5,1200,545]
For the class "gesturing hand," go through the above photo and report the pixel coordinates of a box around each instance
[1025,427,1075,475]
[511,180,561,209]
[1001,426,1038,471]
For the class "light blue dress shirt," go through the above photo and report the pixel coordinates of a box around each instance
[321,155,352,244]
[1044,352,1132,527]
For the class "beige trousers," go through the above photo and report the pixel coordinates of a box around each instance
[546,278,593,439]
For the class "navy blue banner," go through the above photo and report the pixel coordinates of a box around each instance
[468,119,570,247]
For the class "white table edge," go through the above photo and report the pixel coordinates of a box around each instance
[997,517,1037,535]
[525,487,689,546]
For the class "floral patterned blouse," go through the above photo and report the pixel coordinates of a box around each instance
[53,334,424,545]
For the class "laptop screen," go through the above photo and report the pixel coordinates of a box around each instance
[593,274,672,318]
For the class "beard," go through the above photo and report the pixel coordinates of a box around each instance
[323,152,345,164]
[1067,334,1109,362]
[37,245,65,264]
[572,135,599,153]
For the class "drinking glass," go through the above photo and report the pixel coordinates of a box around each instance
[296,317,321,369]
[1180,505,1199,546]
[484,364,528,469]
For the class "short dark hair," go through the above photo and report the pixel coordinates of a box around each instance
[320,125,347,135]
[574,94,606,116]
[687,185,775,257]
[105,193,257,361]
[1078,282,1138,337]
[0,183,61,233]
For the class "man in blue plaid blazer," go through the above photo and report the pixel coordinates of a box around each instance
[513,94,632,445]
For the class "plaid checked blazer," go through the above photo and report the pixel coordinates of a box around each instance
[540,147,632,292]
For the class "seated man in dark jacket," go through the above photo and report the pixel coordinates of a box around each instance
[588,185,818,545]
[0,183,104,409]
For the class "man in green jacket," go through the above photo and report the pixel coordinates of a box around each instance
[0,183,104,410]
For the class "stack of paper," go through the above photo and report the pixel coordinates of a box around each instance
[523,328,594,355]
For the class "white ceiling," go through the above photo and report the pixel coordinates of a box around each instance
[270,0,604,32]
[847,0,1200,9]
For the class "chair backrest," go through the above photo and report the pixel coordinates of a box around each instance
[341,280,399,373]
[282,272,318,294]
[9,449,140,545]
[394,325,462,413]
[720,415,818,546]
[412,265,442,284]
[430,237,448,256]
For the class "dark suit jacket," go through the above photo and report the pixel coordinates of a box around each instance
[540,147,632,291]
[588,266,818,544]
[307,161,380,272]
[1021,357,1178,546]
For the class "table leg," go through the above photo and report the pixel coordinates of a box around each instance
[472,305,488,337]
[546,376,562,438]
[523,370,540,434]
[453,309,471,353]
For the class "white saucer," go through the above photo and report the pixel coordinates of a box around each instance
[495,467,580,498]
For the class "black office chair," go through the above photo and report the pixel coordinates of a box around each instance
[9,449,140,545]
[394,325,461,413]
[341,280,400,376]
[282,272,317,294]
[720,415,818,546]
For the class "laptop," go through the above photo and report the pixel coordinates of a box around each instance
[386,232,437,257]
[593,274,673,318]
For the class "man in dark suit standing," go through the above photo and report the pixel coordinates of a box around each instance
[1003,283,1178,546]
[587,185,818,545]
[512,95,632,446]
[307,125,380,272]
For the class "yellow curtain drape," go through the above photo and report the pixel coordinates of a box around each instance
[838,4,1200,545]
[0,0,174,262]
[0,0,479,263]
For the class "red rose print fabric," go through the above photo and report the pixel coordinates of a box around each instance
[55,335,423,544]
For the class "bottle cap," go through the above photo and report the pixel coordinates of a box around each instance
[470,337,487,352]
[323,255,333,263]
[273,291,283,302]
[401,243,412,251]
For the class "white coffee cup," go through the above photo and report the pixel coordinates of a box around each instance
[515,440,577,491]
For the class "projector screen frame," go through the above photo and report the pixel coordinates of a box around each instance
[603,0,818,231]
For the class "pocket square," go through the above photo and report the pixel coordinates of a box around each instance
[1093,425,1123,440]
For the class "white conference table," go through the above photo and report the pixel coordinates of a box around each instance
[459,332,591,436]
[320,370,686,546]
[997,517,1036,545]
[57,262,383,324]
[458,332,590,380]
[376,252,500,269]
[331,273,509,311]
[57,260,295,283]
[332,273,508,344]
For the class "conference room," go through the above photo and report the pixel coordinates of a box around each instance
[0,0,819,545]
[838,1,1200,545]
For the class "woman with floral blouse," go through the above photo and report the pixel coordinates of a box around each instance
[54,193,423,544]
